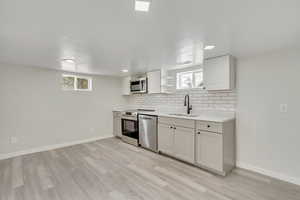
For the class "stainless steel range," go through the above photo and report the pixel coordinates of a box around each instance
[121,110,139,146]
[121,109,155,146]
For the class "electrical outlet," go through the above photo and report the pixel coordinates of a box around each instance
[280,104,288,113]
[10,136,18,144]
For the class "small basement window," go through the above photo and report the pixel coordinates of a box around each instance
[62,74,92,91]
[176,69,203,90]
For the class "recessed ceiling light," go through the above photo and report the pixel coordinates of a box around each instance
[62,58,75,64]
[121,69,129,73]
[204,45,216,50]
[61,59,76,71]
[135,0,151,12]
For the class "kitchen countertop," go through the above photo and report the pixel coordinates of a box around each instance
[113,108,235,123]
[140,111,234,122]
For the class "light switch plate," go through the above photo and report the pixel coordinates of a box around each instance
[280,104,288,113]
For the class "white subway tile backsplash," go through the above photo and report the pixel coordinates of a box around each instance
[126,89,236,112]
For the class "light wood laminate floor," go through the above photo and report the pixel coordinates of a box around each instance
[1,137,300,200]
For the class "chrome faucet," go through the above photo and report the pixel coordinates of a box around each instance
[184,94,192,115]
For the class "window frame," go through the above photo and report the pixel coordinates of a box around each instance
[176,69,203,90]
[62,74,93,91]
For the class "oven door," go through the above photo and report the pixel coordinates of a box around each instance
[121,118,138,145]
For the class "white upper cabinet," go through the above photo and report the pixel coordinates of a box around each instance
[147,70,161,94]
[122,76,131,95]
[203,55,235,91]
[147,70,172,94]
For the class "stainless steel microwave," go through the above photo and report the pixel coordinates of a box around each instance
[130,77,147,93]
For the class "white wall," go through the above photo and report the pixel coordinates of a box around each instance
[236,49,300,185]
[2,49,300,185]
[0,64,126,157]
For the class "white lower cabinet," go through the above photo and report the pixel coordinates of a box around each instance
[158,117,195,164]
[113,111,122,137]
[173,127,195,163]
[195,120,235,175]
[158,123,174,155]
[196,131,223,172]
[158,116,235,176]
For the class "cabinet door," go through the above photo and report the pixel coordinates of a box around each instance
[196,131,223,171]
[116,117,122,137]
[158,123,174,155]
[122,76,131,95]
[203,55,234,90]
[147,70,161,94]
[161,68,175,93]
[113,116,118,137]
[113,116,122,137]
[173,127,195,163]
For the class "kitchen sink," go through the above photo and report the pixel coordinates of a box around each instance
[168,113,199,117]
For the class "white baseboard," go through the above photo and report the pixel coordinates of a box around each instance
[236,161,300,186]
[0,135,113,160]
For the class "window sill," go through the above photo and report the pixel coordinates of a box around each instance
[176,87,205,91]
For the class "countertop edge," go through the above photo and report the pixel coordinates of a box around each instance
[113,110,235,123]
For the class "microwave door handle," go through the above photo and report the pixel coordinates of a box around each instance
[142,80,146,91]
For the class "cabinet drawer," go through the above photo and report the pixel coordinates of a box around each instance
[158,117,194,129]
[196,121,223,133]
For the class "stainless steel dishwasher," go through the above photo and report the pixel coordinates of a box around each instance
[138,114,158,152]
